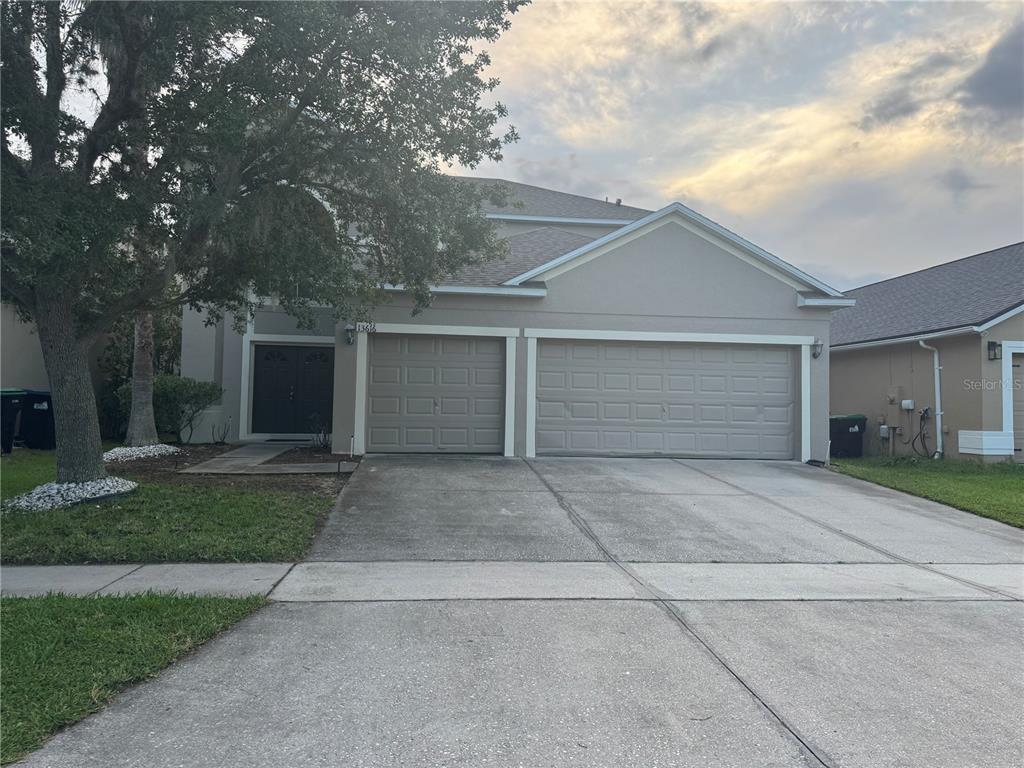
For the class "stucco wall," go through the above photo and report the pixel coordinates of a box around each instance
[331,219,833,460]
[830,334,982,459]
[980,313,1024,432]
[1,303,50,391]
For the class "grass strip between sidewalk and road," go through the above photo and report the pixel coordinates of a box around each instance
[832,457,1024,528]
[0,593,264,765]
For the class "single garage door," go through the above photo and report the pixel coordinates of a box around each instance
[536,340,795,458]
[366,334,504,453]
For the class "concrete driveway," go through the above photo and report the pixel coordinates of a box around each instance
[21,457,1024,768]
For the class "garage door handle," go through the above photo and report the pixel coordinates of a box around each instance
[433,398,439,414]
[289,386,295,401]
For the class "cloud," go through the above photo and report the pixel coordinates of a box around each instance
[468,2,1024,286]
[957,17,1024,121]
[936,167,992,204]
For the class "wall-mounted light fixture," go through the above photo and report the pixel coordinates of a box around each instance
[811,339,824,359]
[344,324,355,346]
[987,341,1002,360]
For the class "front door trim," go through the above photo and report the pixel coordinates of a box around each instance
[240,332,336,441]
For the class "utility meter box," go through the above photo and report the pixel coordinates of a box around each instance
[901,399,915,411]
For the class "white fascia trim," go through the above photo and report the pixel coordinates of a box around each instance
[1000,341,1024,436]
[976,303,1024,332]
[238,315,255,441]
[485,213,638,226]
[366,323,519,338]
[524,328,816,346]
[801,344,812,463]
[382,283,546,298]
[251,334,336,345]
[958,430,1014,456]
[797,296,856,308]
[831,326,978,352]
[525,337,537,458]
[352,331,368,454]
[503,202,844,297]
[504,337,517,457]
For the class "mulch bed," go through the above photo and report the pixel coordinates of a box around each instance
[107,444,348,495]
[264,446,360,465]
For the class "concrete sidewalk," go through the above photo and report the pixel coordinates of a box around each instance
[4,560,1020,601]
[1,563,293,597]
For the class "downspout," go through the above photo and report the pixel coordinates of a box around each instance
[918,340,943,458]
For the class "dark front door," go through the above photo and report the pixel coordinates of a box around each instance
[252,345,334,434]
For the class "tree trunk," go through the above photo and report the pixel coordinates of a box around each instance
[125,311,160,446]
[33,297,107,484]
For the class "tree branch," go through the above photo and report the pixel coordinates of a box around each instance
[76,4,148,178]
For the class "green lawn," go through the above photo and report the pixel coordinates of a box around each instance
[1,449,335,564]
[0,449,56,498]
[0,593,263,764]
[832,457,1024,528]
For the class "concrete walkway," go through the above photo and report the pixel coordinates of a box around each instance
[1,563,293,597]
[179,443,357,475]
[7,560,1019,601]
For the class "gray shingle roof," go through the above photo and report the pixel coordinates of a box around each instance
[831,242,1024,346]
[444,227,596,286]
[455,176,651,220]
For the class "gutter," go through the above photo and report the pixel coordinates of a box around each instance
[831,326,978,352]
[918,340,944,458]
[382,283,546,298]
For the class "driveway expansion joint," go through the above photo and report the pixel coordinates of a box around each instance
[523,458,837,767]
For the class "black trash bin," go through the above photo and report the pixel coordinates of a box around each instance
[1,389,26,454]
[20,390,56,450]
[829,414,868,458]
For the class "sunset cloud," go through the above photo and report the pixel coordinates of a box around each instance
[464,1,1023,287]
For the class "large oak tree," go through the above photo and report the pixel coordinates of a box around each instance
[2,1,521,482]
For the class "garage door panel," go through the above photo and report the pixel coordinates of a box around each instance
[366,334,503,453]
[536,340,795,458]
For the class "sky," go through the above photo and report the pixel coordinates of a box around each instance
[459,1,1024,290]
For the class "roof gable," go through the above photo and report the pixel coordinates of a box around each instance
[831,242,1024,346]
[503,202,843,297]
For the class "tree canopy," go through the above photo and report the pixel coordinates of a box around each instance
[2,1,521,330]
[1,1,523,482]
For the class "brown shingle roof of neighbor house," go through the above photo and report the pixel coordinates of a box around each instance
[831,241,1024,346]
[444,227,597,287]
[454,176,651,221]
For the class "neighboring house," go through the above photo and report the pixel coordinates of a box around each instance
[181,178,852,461]
[1,303,51,391]
[830,242,1024,462]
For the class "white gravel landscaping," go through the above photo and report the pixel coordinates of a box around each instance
[103,444,181,462]
[3,477,138,512]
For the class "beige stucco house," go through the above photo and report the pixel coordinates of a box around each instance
[830,242,1023,462]
[1,303,51,391]
[182,178,853,462]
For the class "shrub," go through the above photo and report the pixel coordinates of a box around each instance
[117,375,222,443]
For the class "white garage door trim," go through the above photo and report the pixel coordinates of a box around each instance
[354,324,519,456]
[523,328,815,462]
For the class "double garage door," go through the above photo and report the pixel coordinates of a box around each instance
[535,340,795,459]
[365,334,796,459]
